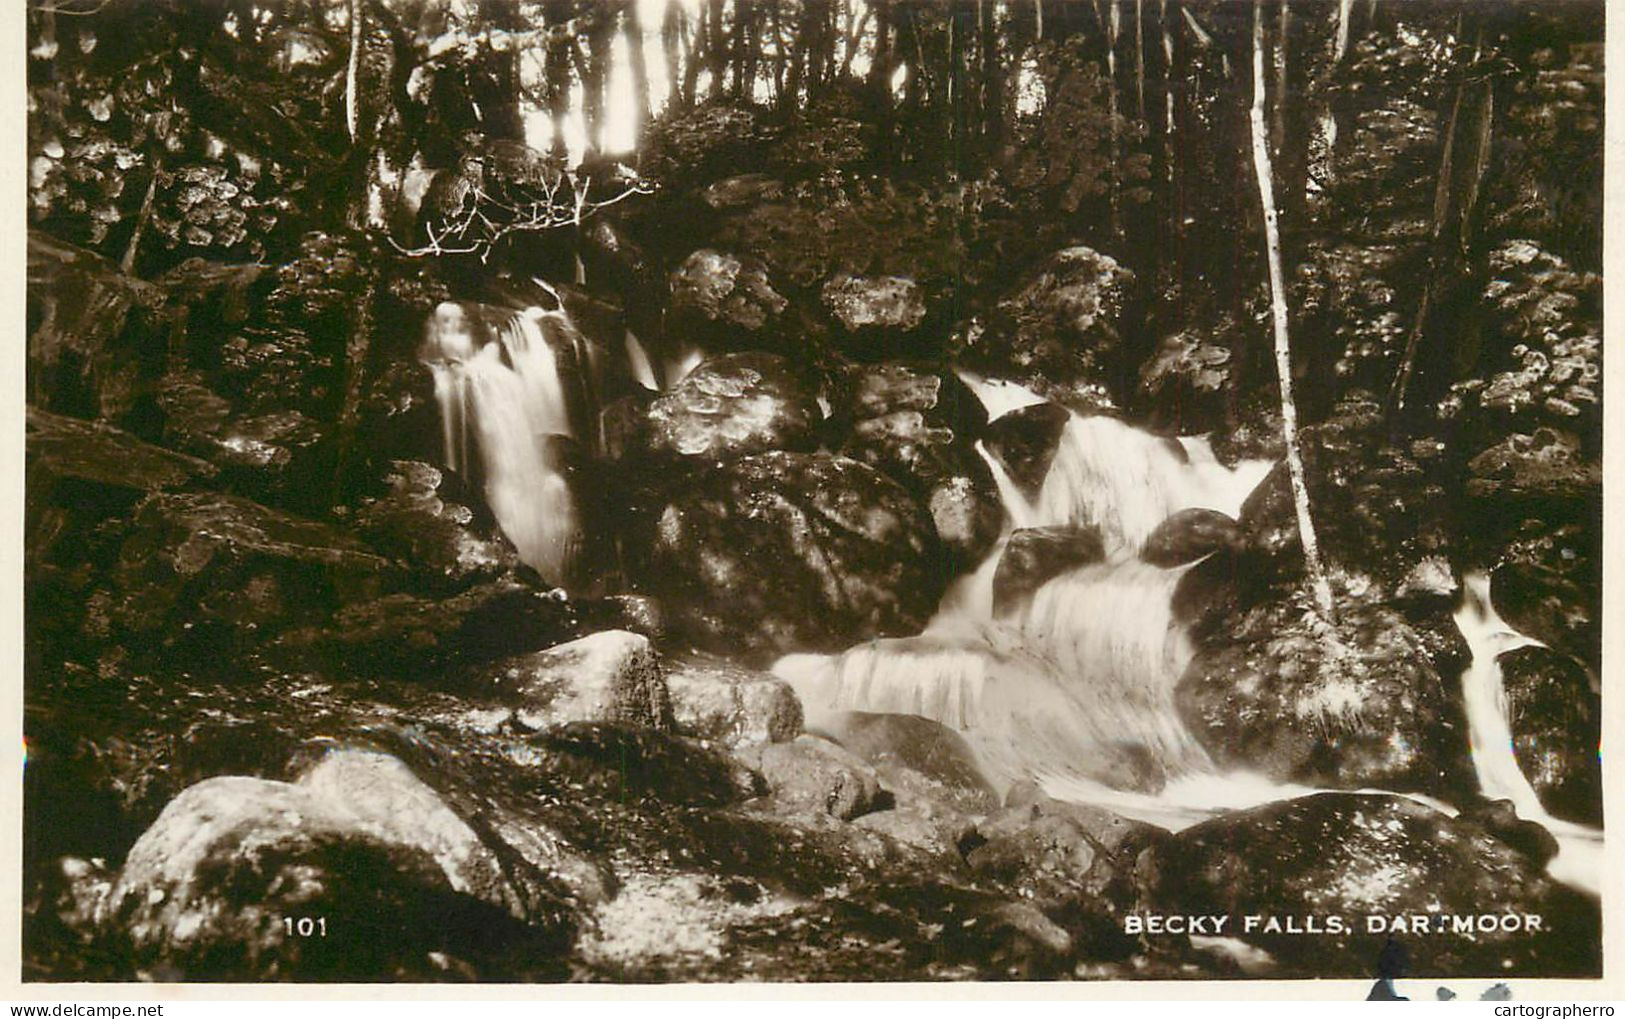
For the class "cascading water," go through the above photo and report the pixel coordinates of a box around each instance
[776,384,1279,824]
[1455,572,1603,896]
[421,301,582,585]
[778,380,1601,895]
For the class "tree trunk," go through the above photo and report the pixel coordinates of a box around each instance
[121,155,162,276]
[1250,2,1336,623]
[624,0,650,147]
[1106,0,1122,241]
[345,0,362,141]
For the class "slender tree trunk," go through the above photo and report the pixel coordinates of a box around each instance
[1134,0,1145,123]
[121,156,161,276]
[1250,2,1336,623]
[871,0,893,161]
[1333,0,1354,63]
[624,0,650,147]
[661,0,683,111]
[345,0,362,140]
[1106,0,1122,241]
[1035,0,1044,41]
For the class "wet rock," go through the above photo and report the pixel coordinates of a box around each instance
[95,770,571,980]
[1140,509,1244,568]
[701,173,785,211]
[991,526,1106,618]
[1137,329,1232,436]
[838,363,1000,567]
[351,460,520,594]
[1466,428,1600,503]
[482,630,672,733]
[958,247,1134,405]
[293,749,577,922]
[1497,646,1601,826]
[274,580,578,677]
[821,274,927,354]
[156,370,330,512]
[25,409,217,587]
[576,593,666,641]
[1457,799,1560,870]
[667,249,792,352]
[633,451,945,662]
[644,352,819,461]
[1490,522,1600,673]
[665,655,804,748]
[814,711,997,802]
[981,402,1070,500]
[738,735,886,821]
[817,712,998,855]
[1140,792,1599,976]
[941,900,1075,979]
[1178,598,1470,796]
[27,230,164,421]
[92,491,394,664]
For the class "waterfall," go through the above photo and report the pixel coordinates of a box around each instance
[421,301,582,586]
[779,387,1278,818]
[1455,572,1603,896]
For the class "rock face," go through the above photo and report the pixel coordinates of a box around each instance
[352,460,521,595]
[738,735,885,821]
[990,526,1106,617]
[667,249,792,352]
[27,231,164,421]
[665,656,804,748]
[1141,793,1599,975]
[94,755,576,980]
[634,452,945,662]
[482,630,673,733]
[273,580,579,677]
[1498,646,1601,826]
[90,491,395,665]
[981,402,1070,500]
[1490,520,1600,673]
[838,363,1000,567]
[1140,509,1244,568]
[1465,428,1601,503]
[821,274,928,354]
[1177,598,1470,796]
[644,352,820,461]
[959,247,1134,405]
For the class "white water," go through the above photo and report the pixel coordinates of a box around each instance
[779,381,1283,825]
[777,378,1601,894]
[1455,572,1603,896]
[421,301,582,585]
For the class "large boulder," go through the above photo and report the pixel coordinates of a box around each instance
[737,735,886,821]
[1140,509,1244,568]
[643,352,820,461]
[1490,520,1600,673]
[981,402,1070,501]
[837,363,1000,567]
[480,630,673,733]
[990,526,1106,618]
[1498,646,1601,826]
[667,249,793,353]
[632,452,945,662]
[1140,793,1599,976]
[957,247,1134,407]
[665,655,804,748]
[821,274,928,356]
[1177,597,1472,797]
[93,757,576,980]
[1465,427,1600,503]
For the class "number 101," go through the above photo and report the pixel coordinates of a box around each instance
[283,917,328,937]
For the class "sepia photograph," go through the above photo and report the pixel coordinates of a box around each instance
[19,0,1609,993]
